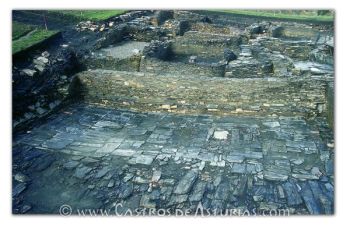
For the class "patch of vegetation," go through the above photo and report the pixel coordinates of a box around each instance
[316,10,333,16]
[48,10,128,21]
[207,10,334,23]
[12,29,59,54]
[12,21,34,40]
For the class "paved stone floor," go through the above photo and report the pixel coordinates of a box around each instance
[12,103,334,215]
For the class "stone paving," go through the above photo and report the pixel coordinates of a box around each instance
[12,103,334,215]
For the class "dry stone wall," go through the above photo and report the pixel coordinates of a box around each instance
[139,57,226,77]
[75,70,327,117]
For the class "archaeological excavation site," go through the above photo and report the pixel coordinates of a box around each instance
[12,10,334,215]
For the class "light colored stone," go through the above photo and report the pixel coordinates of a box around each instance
[41,51,50,57]
[111,149,137,157]
[34,64,45,72]
[226,155,244,163]
[107,180,115,188]
[291,173,319,180]
[161,104,171,110]
[14,173,29,183]
[291,158,304,165]
[198,161,206,170]
[253,195,264,202]
[263,121,280,128]
[210,160,225,167]
[151,170,162,182]
[135,155,155,165]
[213,130,229,140]
[310,67,324,75]
[311,167,322,177]
[22,69,37,77]
[277,185,285,199]
[133,176,149,184]
[123,173,134,182]
[132,49,141,55]
[264,171,288,181]
[189,56,197,63]
[37,56,49,64]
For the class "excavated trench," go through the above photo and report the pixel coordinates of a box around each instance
[12,10,334,215]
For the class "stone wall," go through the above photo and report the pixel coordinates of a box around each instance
[189,22,232,35]
[93,25,127,49]
[12,49,80,130]
[256,37,314,61]
[225,57,271,78]
[151,10,174,26]
[310,45,334,65]
[173,11,209,23]
[326,82,334,129]
[126,25,168,42]
[139,57,226,77]
[74,69,327,117]
[172,31,243,58]
[84,55,141,72]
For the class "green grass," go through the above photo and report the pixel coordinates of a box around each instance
[12,29,59,54]
[207,10,334,23]
[12,22,35,40]
[12,10,127,54]
[48,10,128,21]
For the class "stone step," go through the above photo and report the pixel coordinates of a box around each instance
[73,69,327,117]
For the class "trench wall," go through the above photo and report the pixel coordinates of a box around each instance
[74,69,328,117]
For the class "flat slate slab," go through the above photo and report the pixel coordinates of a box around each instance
[174,170,198,194]
[98,41,149,59]
[12,104,334,214]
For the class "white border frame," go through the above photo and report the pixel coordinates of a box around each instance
[1,1,348,229]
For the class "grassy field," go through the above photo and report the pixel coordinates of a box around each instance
[48,10,128,21]
[208,10,334,23]
[12,9,333,54]
[12,22,35,41]
[12,10,127,54]
[12,28,59,54]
